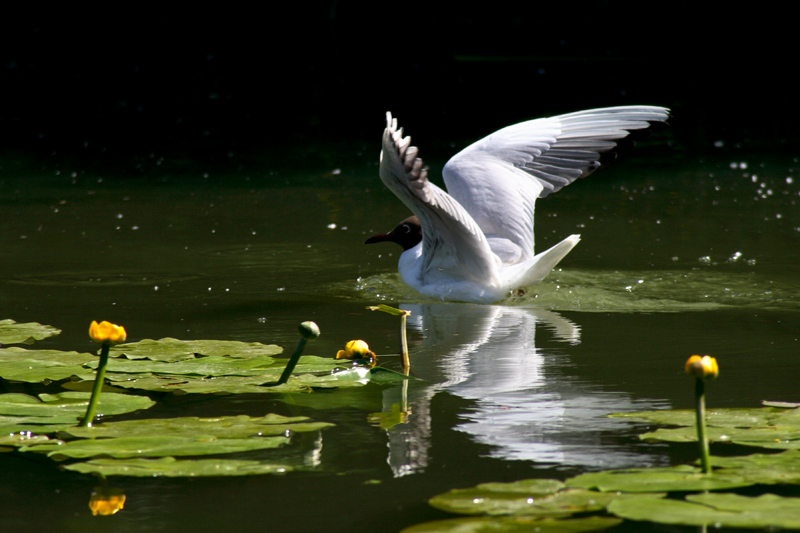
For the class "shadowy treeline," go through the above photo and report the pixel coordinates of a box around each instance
[1,3,795,171]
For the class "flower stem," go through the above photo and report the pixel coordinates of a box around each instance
[277,337,309,385]
[399,312,410,374]
[79,343,110,427]
[694,378,711,474]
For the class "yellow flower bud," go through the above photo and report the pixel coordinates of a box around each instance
[336,339,371,360]
[89,321,127,346]
[89,489,126,516]
[685,355,719,381]
[335,340,377,366]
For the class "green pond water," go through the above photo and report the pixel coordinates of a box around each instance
[1,145,799,531]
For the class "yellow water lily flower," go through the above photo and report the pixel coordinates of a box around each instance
[89,321,127,345]
[685,354,719,381]
[336,340,376,365]
[89,490,126,516]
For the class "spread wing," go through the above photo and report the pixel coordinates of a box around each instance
[443,106,670,263]
[379,112,499,284]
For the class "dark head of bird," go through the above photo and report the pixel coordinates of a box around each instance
[364,216,422,252]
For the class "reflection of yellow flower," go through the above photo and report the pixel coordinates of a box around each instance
[336,340,376,365]
[89,321,127,345]
[685,355,719,381]
[89,489,126,516]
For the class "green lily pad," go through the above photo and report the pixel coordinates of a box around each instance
[20,434,291,459]
[0,392,155,419]
[608,492,800,529]
[0,347,97,383]
[617,406,800,450]
[641,425,800,449]
[710,450,800,484]
[109,338,283,362]
[610,407,786,428]
[107,374,310,394]
[59,413,333,439]
[0,433,55,446]
[430,486,620,518]
[565,464,752,492]
[63,456,295,477]
[0,319,61,345]
[88,354,281,376]
[101,357,376,394]
[401,516,623,533]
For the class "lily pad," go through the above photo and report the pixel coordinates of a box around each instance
[0,347,97,382]
[109,338,283,362]
[710,450,800,484]
[565,464,752,492]
[608,492,800,529]
[0,392,155,419]
[430,486,621,518]
[640,425,800,449]
[0,319,61,345]
[401,516,623,533]
[610,407,786,428]
[63,456,295,477]
[102,357,377,394]
[107,374,309,394]
[59,413,333,439]
[20,434,291,459]
[617,406,800,450]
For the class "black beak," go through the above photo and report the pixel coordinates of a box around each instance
[364,233,391,245]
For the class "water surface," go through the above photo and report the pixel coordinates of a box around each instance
[1,146,798,531]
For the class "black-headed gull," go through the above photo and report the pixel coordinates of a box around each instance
[365,106,670,303]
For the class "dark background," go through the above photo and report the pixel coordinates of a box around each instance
[1,3,794,175]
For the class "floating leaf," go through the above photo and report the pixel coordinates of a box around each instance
[0,319,61,345]
[63,456,295,477]
[0,433,55,446]
[0,392,154,419]
[0,347,96,383]
[20,434,290,459]
[107,374,309,394]
[641,425,800,449]
[401,516,623,533]
[565,464,752,492]
[710,450,800,484]
[610,407,784,428]
[608,493,800,529]
[109,338,282,362]
[59,413,332,440]
[617,406,800,450]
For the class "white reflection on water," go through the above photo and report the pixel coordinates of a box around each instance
[381,303,667,476]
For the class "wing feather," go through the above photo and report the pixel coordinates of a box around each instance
[443,105,669,262]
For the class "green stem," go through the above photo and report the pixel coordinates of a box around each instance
[277,337,308,384]
[695,378,711,474]
[399,312,410,374]
[79,343,110,427]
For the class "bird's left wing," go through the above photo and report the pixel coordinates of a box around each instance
[379,112,499,284]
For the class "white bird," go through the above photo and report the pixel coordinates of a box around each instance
[365,106,670,303]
